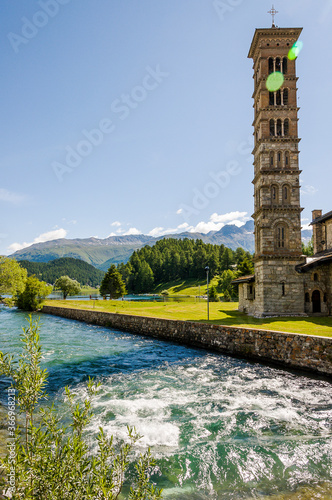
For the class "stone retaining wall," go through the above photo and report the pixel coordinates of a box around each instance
[42,306,332,377]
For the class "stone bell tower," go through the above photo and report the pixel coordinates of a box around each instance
[247,22,306,316]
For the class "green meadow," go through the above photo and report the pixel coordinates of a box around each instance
[45,298,332,337]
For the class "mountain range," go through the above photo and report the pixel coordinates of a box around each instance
[10,220,312,271]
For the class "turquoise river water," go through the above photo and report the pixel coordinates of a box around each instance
[0,305,332,499]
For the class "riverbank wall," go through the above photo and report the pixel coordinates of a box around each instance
[42,306,332,377]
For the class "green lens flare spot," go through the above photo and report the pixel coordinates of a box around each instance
[288,40,303,60]
[266,72,284,92]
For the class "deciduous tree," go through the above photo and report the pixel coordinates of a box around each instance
[302,237,314,256]
[16,275,52,311]
[54,275,81,299]
[0,256,27,306]
[208,285,219,302]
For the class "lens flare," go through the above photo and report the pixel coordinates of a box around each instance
[266,72,284,92]
[288,40,303,60]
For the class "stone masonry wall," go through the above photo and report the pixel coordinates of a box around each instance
[42,306,332,377]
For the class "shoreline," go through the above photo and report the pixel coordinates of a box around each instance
[42,305,332,378]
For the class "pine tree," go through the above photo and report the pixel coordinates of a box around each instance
[100,265,126,298]
[136,261,154,293]
[237,258,254,276]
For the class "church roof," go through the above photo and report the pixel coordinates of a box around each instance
[296,251,332,272]
[248,27,303,59]
[311,210,332,225]
[231,274,255,284]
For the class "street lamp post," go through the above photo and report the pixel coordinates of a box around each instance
[205,266,209,321]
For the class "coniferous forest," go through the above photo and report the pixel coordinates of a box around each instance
[118,238,253,294]
[18,257,105,287]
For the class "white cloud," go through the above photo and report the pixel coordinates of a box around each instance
[148,223,191,238]
[147,213,249,238]
[176,208,183,214]
[300,184,318,196]
[187,211,249,234]
[148,227,166,237]
[111,221,122,227]
[301,219,313,231]
[124,227,141,235]
[8,228,68,253]
[177,223,189,230]
[210,211,248,224]
[0,188,27,204]
[106,232,117,237]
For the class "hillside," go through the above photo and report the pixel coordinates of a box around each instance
[11,235,152,270]
[18,257,105,286]
[10,221,313,270]
[10,222,256,269]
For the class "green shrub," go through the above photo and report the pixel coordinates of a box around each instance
[0,317,163,499]
[16,275,52,311]
[208,285,219,302]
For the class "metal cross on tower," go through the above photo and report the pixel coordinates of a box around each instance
[268,5,278,27]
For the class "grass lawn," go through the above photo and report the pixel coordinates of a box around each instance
[153,277,219,296]
[44,299,332,337]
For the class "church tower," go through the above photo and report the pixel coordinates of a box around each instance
[247,20,306,316]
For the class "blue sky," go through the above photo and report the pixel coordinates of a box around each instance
[1,0,332,255]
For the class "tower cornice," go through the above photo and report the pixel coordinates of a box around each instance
[252,169,302,184]
[252,206,304,219]
[253,254,305,263]
[248,27,303,59]
[252,137,301,155]
[252,107,300,127]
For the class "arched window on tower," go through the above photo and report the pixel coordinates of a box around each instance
[270,151,274,167]
[269,92,274,106]
[270,119,275,136]
[282,184,290,204]
[268,57,274,74]
[283,88,289,105]
[277,151,282,167]
[284,119,289,136]
[276,90,282,106]
[285,151,290,168]
[282,57,288,74]
[275,58,281,72]
[271,184,279,204]
[277,119,282,136]
[276,224,287,249]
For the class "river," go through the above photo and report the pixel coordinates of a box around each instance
[0,305,331,499]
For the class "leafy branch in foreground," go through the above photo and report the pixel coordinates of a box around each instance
[0,317,162,500]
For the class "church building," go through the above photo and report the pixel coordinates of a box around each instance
[233,14,332,317]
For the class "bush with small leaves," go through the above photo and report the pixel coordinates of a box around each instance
[208,285,219,302]
[0,317,163,500]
